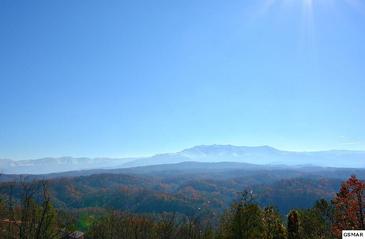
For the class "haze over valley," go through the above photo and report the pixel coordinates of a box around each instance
[1,145,364,174]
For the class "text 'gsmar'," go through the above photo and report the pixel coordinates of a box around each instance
[343,231,365,239]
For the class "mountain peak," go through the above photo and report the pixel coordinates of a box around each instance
[181,144,278,154]
[1,145,364,174]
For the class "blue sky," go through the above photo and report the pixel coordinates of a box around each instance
[0,0,364,160]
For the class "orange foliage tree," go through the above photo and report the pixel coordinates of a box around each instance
[332,175,365,237]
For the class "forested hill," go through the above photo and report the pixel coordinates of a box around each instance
[2,161,365,181]
[1,162,363,215]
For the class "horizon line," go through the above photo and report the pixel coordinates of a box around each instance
[2,144,365,161]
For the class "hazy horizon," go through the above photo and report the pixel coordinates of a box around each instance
[2,143,365,175]
[2,144,365,161]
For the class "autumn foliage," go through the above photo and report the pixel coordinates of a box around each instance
[332,175,365,237]
[0,175,365,238]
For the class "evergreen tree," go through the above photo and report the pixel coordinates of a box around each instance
[263,207,287,239]
[218,191,264,239]
[287,210,299,239]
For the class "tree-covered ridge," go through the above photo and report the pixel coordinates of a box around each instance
[0,172,342,218]
[0,175,364,238]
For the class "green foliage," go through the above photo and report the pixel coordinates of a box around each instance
[218,191,264,239]
[87,213,157,239]
[287,210,299,239]
[86,212,215,239]
[262,207,286,239]
[297,199,333,239]
[286,199,334,239]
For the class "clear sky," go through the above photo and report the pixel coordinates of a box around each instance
[1,0,364,160]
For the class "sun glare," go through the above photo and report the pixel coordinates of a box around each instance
[261,0,365,14]
[257,0,364,42]
[303,0,313,8]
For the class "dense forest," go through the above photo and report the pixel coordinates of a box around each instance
[0,168,364,238]
[1,163,355,217]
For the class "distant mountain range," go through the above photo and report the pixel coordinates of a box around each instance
[1,145,364,174]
